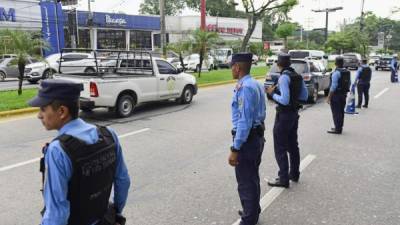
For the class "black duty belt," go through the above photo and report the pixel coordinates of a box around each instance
[231,124,265,138]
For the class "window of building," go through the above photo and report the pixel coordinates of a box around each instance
[97,29,126,50]
[78,29,90,48]
[130,31,152,50]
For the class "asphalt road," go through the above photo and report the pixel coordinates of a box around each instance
[0,78,39,91]
[0,70,399,225]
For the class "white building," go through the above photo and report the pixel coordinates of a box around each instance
[165,16,262,44]
[0,0,42,32]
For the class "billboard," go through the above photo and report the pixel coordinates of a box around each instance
[40,1,65,56]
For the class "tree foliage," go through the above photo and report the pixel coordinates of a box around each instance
[275,22,297,50]
[139,0,185,15]
[185,0,245,18]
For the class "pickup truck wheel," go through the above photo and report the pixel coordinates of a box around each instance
[179,86,194,104]
[84,67,96,73]
[308,84,318,103]
[42,69,52,80]
[0,71,5,81]
[116,95,135,117]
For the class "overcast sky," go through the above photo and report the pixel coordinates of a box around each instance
[72,0,400,31]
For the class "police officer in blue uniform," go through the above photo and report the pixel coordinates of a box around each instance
[355,59,372,108]
[229,53,266,225]
[28,80,131,225]
[327,57,351,134]
[390,56,398,83]
[266,53,308,188]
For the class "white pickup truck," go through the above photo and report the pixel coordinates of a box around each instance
[54,50,197,117]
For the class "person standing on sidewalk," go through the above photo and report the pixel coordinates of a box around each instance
[390,55,398,83]
[355,59,372,108]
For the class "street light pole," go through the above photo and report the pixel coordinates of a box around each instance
[200,0,206,30]
[312,7,343,43]
[160,0,166,58]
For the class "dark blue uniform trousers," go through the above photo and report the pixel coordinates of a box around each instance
[391,69,397,82]
[357,83,370,107]
[235,133,264,225]
[273,111,300,182]
[330,93,346,132]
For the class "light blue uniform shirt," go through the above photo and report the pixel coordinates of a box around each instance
[330,70,341,92]
[41,119,130,225]
[355,64,370,82]
[272,71,308,105]
[231,75,266,150]
[391,58,397,71]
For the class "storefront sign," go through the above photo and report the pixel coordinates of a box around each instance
[207,24,243,35]
[105,15,127,26]
[0,7,16,22]
[40,2,65,56]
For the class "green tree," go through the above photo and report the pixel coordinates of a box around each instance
[325,31,357,54]
[185,0,245,17]
[2,30,48,95]
[188,29,219,78]
[275,22,297,50]
[239,0,297,51]
[139,0,185,15]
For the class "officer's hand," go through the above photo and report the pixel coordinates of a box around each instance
[266,85,276,95]
[228,152,239,167]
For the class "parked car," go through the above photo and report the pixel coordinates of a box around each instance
[54,50,197,117]
[328,54,341,61]
[264,59,331,103]
[211,48,233,68]
[343,53,362,70]
[0,57,39,82]
[368,55,381,66]
[266,55,278,66]
[375,56,392,71]
[182,54,216,72]
[288,49,328,68]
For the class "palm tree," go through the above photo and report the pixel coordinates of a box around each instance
[4,30,48,95]
[189,29,219,78]
[167,41,190,71]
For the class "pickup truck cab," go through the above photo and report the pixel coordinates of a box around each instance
[54,50,197,117]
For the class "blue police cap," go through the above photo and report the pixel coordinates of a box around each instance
[230,53,253,66]
[28,79,83,107]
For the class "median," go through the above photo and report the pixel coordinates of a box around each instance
[0,66,268,116]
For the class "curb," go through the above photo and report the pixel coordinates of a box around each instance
[0,107,39,119]
[0,76,266,119]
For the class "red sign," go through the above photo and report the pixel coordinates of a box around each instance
[263,41,270,50]
[207,24,243,35]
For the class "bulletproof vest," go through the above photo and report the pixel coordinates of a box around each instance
[331,68,350,94]
[58,126,117,225]
[359,66,371,83]
[276,68,303,111]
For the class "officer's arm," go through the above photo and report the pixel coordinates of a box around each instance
[329,71,340,92]
[299,80,308,101]
[233,86,257,150]
[109,128,131,214]
[41,142,72,225]
[272,75,290,105]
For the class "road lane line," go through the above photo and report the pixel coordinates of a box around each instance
[374,88,389,99]
[0,128,150,172]
[231,154,316,225]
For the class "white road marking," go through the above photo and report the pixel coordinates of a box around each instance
[374,88,389,99]
[0,128,150,172]
[231,154,316,225]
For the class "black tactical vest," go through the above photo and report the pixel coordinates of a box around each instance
[359,66,372,83]
[276,68,303,112]
[58,126,117,225]
[330,68,350,94]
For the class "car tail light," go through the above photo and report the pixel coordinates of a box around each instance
[302,73,312,81]
[90,82,99,97]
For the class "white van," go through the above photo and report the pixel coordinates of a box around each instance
[289,50,328,68]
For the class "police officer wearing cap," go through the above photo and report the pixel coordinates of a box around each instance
[355,59,372,108]
[229,53,266,225]
[266,53,308,188]
[327,57,351,134]
[390,56,398,83]
[28,79,131,225]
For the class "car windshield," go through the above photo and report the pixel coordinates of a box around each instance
[215,50,228,56]
[290,51,310,59]
[270,62,308,74]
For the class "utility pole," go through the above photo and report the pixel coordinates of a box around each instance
[360,0,366,58]
[312,7,343,43]
[160,0,166,58]
[88,0,94,49]
[305,17,313,49]
[200,0,206,30]
[54,0,61,53]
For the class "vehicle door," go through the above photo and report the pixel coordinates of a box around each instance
[309,61,323,89]
[317,61,330,90]
[156,59,181,99]
[5,58,20,78]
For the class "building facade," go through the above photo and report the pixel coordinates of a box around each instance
[165,16,262,44]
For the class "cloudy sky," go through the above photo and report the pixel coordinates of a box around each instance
[72,0,400,31]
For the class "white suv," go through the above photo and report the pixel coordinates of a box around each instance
[183,54,216,72]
